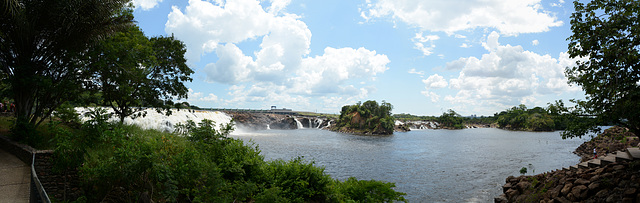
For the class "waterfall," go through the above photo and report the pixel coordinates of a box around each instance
[315,119,323,129]
[308,119,313,128]
[293,117,303,129]
[266,124,271,130]
[75,107,233,133]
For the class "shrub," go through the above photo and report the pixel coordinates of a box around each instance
[335,177,407,202]
[262,157,333,202]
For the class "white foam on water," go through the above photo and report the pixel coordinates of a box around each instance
[75,107,233,133]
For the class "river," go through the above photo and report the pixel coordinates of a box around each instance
[230,128,592,202]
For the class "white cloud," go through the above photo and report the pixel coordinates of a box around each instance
[167,0,389,108]
[422,74,448,89]
[482,31,501,51]
[186,89,219,102]
[294,47,390,95]
[442,33,582,114]
[268,0,292,14]
[166,0,275,62]
[421,90,441,102]
[408,68,424,75]
[131,0,163,10]
[460,43,471,48]
[412,32,439,56]
[361,0,562,35]
[532,40,540,46]
[454,34,467,39]
[202,94,219,101]
[551,0,565,7]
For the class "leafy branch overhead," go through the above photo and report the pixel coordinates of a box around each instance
[565,0,640,138]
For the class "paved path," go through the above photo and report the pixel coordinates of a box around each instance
[0,148,29,203]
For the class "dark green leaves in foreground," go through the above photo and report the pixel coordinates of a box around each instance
[51,108,406,202]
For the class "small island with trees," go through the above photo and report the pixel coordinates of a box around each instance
[330,100,395,135]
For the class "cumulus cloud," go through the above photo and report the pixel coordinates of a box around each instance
[131,0,163,10]
[361,0,562,35]
[166,0,389,107]
[423,74,448,89]
[441,32,582,114]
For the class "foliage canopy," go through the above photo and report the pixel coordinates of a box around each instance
[88,25,193,123]
[0,0,133,144]
[565,0,640,137]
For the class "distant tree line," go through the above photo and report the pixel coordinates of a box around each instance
[393,102,592,131]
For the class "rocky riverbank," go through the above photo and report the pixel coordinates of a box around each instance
[497,160,640,203]
[574,126,639,162]
[496,126,640,202]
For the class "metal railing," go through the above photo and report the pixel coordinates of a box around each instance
[31,153,50,203]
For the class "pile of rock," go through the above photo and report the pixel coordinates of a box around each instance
[574,126,639,162]
[496,160,640,203]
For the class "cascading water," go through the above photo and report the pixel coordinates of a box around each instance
[315,119,323,129]
[266,124,271,130]
[293,117,303,129]
[75,107,233,133]
[308,119,313,128]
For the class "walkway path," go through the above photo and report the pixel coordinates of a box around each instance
[565,147,640,170]
[0,148,30,203]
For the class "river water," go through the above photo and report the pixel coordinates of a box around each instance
[230,128,592,202]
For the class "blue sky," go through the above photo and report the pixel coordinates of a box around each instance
[132,0,585,116]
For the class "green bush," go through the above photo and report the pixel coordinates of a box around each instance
[263,157,333,202]
[335,177,407,203]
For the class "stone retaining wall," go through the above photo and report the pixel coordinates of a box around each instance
[0,135,82,202]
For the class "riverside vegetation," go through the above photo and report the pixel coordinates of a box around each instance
[49,107,406,202]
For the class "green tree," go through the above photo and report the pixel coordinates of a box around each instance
[438,109,465,129]
[334,100,395,135]
[88,25,193,123]
[0,0,133,143]
[565,0,640,138]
